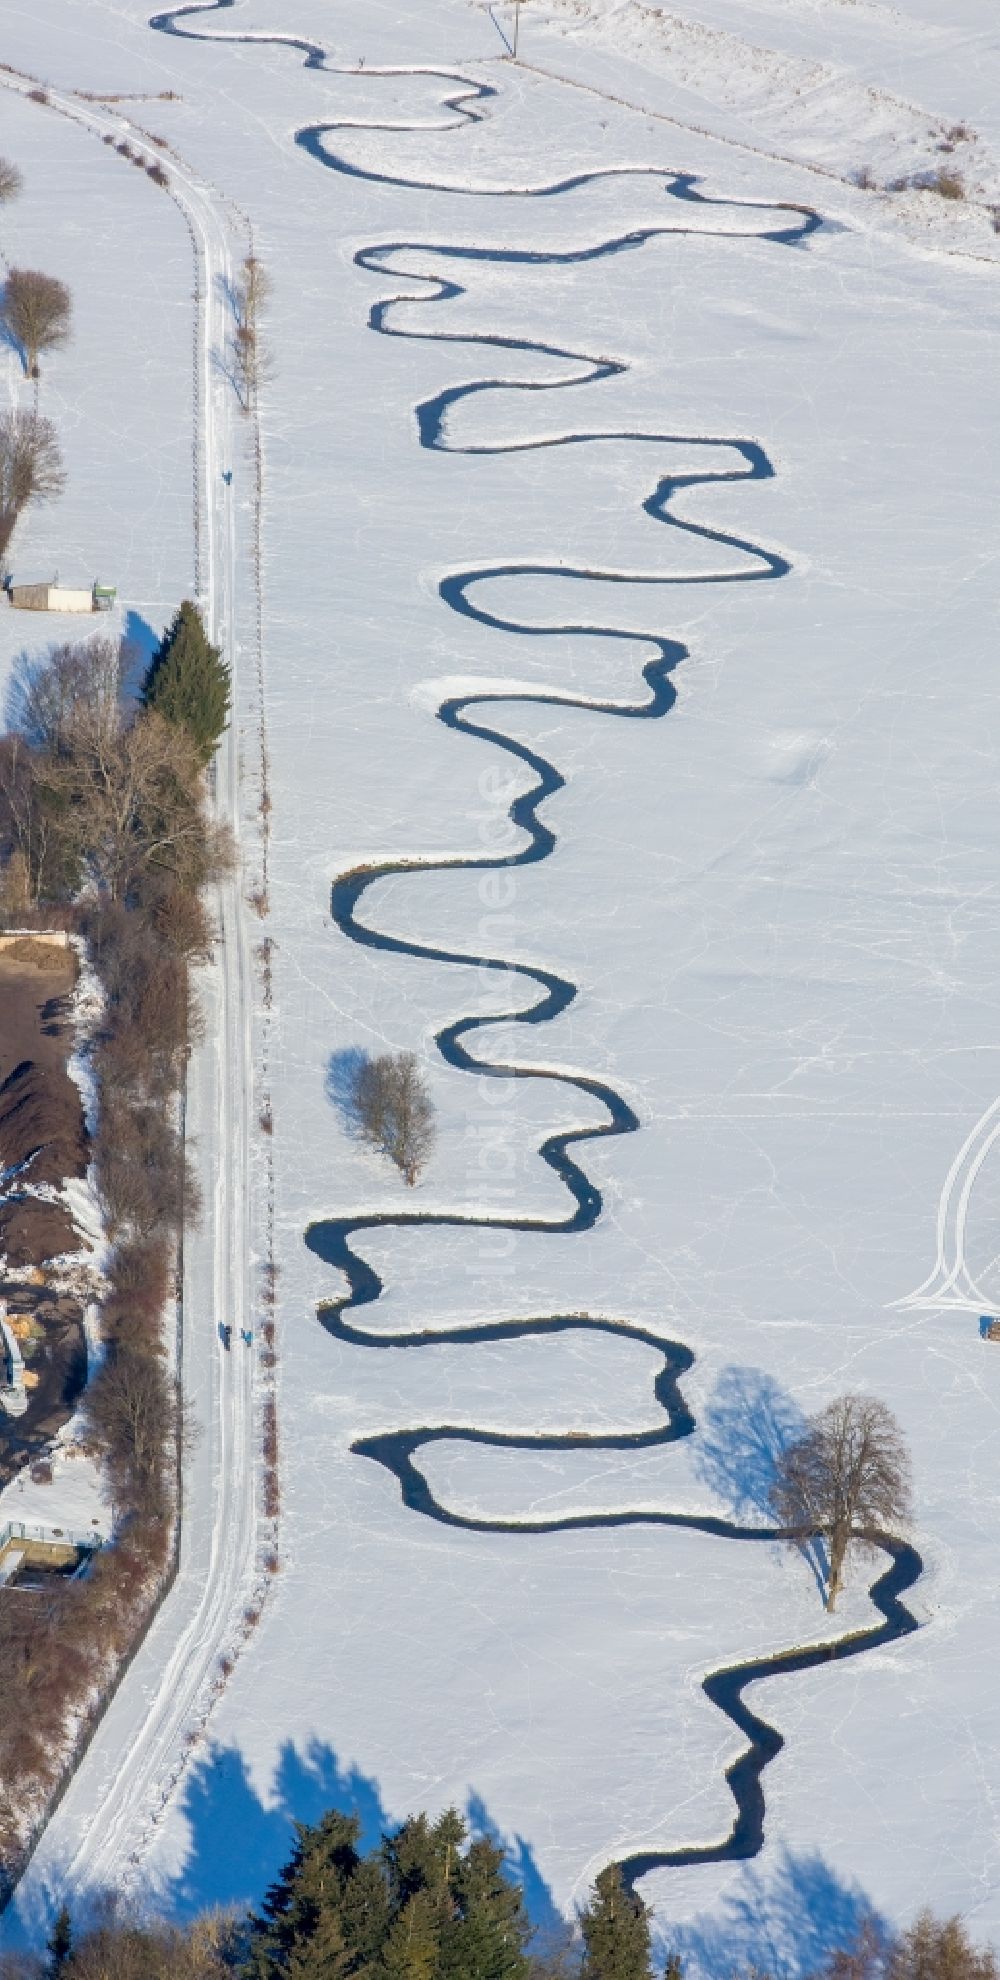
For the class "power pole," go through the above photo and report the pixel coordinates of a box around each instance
[513,0,520,57]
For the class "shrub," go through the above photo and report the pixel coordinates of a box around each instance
[84,1345,174,1517]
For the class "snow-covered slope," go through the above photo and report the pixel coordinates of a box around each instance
[3,0,1000,1967]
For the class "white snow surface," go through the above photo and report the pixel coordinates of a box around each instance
[1,0,1000,1967]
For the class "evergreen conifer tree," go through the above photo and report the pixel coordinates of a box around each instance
[443,1836,531,1980]
[385,1812,467,1907]
[143,599,231,764]
[382,1888,447,1980]
[242,1809,363,1978]
[664,1955,684,1980]
[241,1802,537,1980]
[340,1855,393,1974]
[46,1904,73,1973]
[580,1865,652,1980]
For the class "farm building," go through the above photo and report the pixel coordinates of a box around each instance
[5,576,117,613]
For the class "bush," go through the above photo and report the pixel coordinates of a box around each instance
[100,1236,171,1348]
[97,1095,194,1241]
[84,1345,174,1517]
[932,169,965,200]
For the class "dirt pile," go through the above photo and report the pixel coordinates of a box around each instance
[0,939,92,1481]
[0,1057,88,1185]
[0,942,88,1267]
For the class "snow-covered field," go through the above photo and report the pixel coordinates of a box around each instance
[3,0,1000,1965]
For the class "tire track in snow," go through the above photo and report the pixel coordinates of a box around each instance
[150,0,922,1895]
[888,1097,1000,1315]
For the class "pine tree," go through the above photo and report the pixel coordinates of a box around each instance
[664,1956,684,1980]
[242,1809,363,1978]
[241,1802,537,1980]
[341,1855,393,1973]
[580,1865,652,1980]
[143,599,231,764]
[384,1811,466,1907]
[443,1836,531,1980]
[382,1888,446,1980]
[46,1904,73,1973]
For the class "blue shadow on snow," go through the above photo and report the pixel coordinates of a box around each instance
[164,1738,557,1930]
[662,1843,888,1980]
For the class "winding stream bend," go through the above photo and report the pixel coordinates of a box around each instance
[153,0,922,1890]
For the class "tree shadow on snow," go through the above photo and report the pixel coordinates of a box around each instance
[466,1790,561,1931]
[662,1844,888,1980]
[0,310,25,374]
[163,1738,560,1931]
[326,1046,371,1138]
[694,1365,827,1598]
[163,1738,390,1920]
[120,609,159,703]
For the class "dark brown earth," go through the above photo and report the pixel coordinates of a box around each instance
[0,940,88,1265]
[0,939,90,1485]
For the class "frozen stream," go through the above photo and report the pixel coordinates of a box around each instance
[152,0,925,1896]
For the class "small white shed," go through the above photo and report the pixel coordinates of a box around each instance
[7,578,95,613]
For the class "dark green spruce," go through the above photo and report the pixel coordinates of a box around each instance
[579,1865,653,1980]
[240,1807,532,1980]
[242,1808,364,1979]
[143,598,231,763]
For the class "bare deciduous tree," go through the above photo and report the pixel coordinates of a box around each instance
[0,408,65,559]
[34,691,222,901]
[1,640,232,909]
[10,635,123,753]
[1,267,72,377]
[0,1904,240,1979]
[352,1049,436,1185]
[0,156,23,206]
[231,251,272,409]
[85,1345,173,1510]
[888,1912,998,1980]
[769,1392,912,1610]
